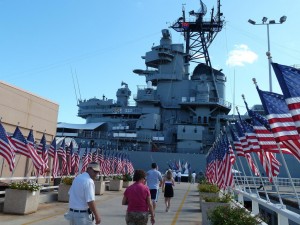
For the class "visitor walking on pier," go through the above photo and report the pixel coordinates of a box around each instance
[65,162,102,225]
[162,169,175,212]
[177,171,182,184]
[191,171,196,184]
[122,170,155,225]
[146,163,163,211]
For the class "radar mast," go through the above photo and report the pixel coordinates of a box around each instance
[171,0,224,67]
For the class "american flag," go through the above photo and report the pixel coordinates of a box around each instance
[241,118,280,180]
[37,134,48,166]
[48,138,56,158]
[0,123,15,171]
[10,127,46,175]
[207,133,234,189]
[272,63,300,132]
[92,149,99,163]
[57,138,67,175]
[116,153,123,174]
[73,144,81,175]
[234,121,259,176]
[81,148,89,173]
[126,155,134,174]
[9,127,30,157]
[221,133,235,188]
[49,139,59,178]
[205,146,217,183]
[67,141,75,175]
[256,87,300,161]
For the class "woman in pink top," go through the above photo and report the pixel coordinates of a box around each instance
[122,170,155,225]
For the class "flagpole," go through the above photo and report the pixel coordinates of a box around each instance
[236,156,252,192]
[276,143,300,209]
[231,156,242,190]
[10,154,21,177]
[0,158,4,177]
[249,150,272,201]
[260,149,283,206]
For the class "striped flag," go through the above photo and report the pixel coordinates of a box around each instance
[81,148,89,173]
[48,138,56,158]
[272,63,300,132]
[57,138,67,175]
[50,139,59,178]
[234,121,260,176]
[0,123,15,171]
[241,119,280,180]
[256,87,300,160]
[10,127,46,175]
[37,134,48,166]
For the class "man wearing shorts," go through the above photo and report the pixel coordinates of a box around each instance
[146,163,162,211]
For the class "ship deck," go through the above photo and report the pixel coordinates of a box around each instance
[0,182,201,225]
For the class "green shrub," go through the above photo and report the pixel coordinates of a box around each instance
[9,181,41,192]
[61,176,74,185]
[113,175,123,180]
[208,205,261,225]
[204,194,231,203]
[198,182,219,193]
[122,173,133,182]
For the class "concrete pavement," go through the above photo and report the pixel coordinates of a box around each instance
[0,182,201,225]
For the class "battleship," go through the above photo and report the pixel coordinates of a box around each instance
[56,0,235,172]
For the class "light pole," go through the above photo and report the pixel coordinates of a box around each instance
[248,16,287,92]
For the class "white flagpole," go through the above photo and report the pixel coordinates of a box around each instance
[276,143,300,209]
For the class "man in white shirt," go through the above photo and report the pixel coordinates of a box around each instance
[191,171,196,184]
[65,162,102,225]
[177,171,182,184]
[146,163,162,211]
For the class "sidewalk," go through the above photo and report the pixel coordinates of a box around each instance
[0,182,201,225]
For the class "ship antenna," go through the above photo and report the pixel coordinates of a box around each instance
[75,69,82,101]
[171,0,224,66]
[182,4,187,41]
[71,67,79,104]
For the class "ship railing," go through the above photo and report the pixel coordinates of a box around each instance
[233,175,300,225]
[180,96,232,108]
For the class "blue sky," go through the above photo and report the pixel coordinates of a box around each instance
[1,0,300,124]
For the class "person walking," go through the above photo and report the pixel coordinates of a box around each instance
[122,170,155,225]
[177,171,182,184]
[65,162,102,225]
[162,170,175,212]
[172,170,177,182]
[191,171,196,184]
[146,163,162,211]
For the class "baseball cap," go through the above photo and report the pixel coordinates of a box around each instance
[87,162,101,172]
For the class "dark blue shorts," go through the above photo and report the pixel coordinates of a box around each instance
[150,189,159,202]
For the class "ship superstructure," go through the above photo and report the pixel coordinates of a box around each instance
[57,0,231,154]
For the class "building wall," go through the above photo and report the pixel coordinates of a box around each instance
[0,81,59,179]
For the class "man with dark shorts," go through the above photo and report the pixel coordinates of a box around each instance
[146,163,162,211]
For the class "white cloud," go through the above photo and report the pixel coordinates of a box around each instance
[226,44,258,67]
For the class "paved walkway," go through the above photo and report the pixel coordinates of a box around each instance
[0,182,201,225]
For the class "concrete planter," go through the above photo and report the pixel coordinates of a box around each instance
[199,192,220,211]
[4,189,40,215]
[201,200,230,225]
[109,180,123,191]
[95,181,105,195]
[122,181,133,188]
[58,183,71,202]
